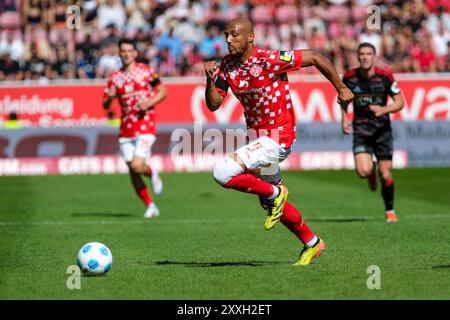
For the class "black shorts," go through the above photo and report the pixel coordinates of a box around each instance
[352,129,393,161]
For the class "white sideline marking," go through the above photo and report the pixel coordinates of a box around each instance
[0,214,448,227]
[0,218,261,227]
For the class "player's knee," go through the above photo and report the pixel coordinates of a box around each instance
[213,157,244,187]
[379,170,392,183]
[129,161,146,174]
[356,167,371,178]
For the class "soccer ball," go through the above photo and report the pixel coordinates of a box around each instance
[77,242,112,275]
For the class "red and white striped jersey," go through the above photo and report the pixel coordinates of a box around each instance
[215,47,303,148]
[106,63,161,138]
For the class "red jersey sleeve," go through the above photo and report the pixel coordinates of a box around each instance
[263,49,303,74]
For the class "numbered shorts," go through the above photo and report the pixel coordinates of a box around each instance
[353,130,393,161]
[235,136,291,185]
[119,134,156,163]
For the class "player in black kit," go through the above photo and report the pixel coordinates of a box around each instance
[341,43,404,223]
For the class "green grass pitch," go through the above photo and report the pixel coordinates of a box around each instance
[1,168,449,299]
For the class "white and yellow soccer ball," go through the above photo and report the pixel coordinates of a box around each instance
[77,242,112,275]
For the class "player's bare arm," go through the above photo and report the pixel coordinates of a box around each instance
[103,86,116,110]
[369,93,404,117]
[340,107,352,135]
[204,61,224,112]
[301,49,354,109]
[139,84,168,111]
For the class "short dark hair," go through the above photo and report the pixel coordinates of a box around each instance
[118,38,136,50]
[357,42,376,54]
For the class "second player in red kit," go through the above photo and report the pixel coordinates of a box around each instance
[103,39,168,218]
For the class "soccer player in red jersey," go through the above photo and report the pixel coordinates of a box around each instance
[341,43,404,223]
[204,17,354,265]
[103,39,168,218]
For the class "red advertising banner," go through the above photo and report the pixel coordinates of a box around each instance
[0,76,449,127]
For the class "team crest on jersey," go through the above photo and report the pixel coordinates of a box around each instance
[250,64,262,77]
[278,51,293,63]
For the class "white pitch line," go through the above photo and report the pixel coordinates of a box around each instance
[0,218,262,227]
[0,214,448,227]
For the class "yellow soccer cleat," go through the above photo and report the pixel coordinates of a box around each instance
[293,238,326,266]
[264,185,288,231]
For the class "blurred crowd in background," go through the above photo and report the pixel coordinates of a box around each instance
[0,0,449,81]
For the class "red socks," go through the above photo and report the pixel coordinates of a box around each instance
[381,179,394,211]
[281,201,316,245]
[223,173,316,246]
[383,179,393,187]
[224,173,274,198]
[135,186,152,206]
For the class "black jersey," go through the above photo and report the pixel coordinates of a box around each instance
[343,67,401,135]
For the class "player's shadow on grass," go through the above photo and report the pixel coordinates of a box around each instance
[198,192,214,198]
[307,217,370,223]
[154,260,284,268]
[71,213,132,218]
[432,264,450,269]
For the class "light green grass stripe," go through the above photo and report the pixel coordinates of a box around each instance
[0,213,448,227]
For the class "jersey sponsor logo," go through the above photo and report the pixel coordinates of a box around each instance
[121,91,145,99]
[250,64,263,77]
[278,51,293,63]
[355,95,384,106]
[233,87,264,95]
[239,79,249,88]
